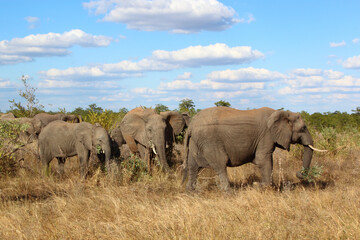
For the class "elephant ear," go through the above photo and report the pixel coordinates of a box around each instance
[59,114,67,121]
[267,110,292,151]
[31,118,42,134]
[120,112,147,152]
[160,111,186,136]
[76,123,93,150]
[181,112,191,127]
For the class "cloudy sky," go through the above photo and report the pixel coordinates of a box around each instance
[1,0,360,113]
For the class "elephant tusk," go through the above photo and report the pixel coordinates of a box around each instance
[308,144,328,152]
[152,145,158,155]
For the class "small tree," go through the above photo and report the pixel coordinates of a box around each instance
[352,107,360,115]
[9,75,43,117]
[86,103,103,114]
[214,100,231,107]
[154,104,170,114]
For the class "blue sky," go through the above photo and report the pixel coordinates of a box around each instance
[1,0,360,113]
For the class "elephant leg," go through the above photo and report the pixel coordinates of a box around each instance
[78,149,90,179]
[57,157,66,176]
[215,167,230,191]
[203,147,230,191]
[186,153,200,191]
[136,145,149,169]
[255,152,273,186]
[39,149,51,176]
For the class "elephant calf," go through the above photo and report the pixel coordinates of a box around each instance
[38,120,111,178]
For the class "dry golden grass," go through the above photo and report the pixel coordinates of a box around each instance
[1,132,360,239]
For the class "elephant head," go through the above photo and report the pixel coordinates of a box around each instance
[267,110,323,179]
[62,114,82,123]
[109,124,125,159]
[78,123,111,171]
[120,108,188,171]
[17,117,42,144]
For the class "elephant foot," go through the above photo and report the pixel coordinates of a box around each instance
[296,171,306,180]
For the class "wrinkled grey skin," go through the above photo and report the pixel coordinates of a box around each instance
[38,121,111,178]
[33,113,82,130]
[183,107,314,191]
[109,124,124,159]
[116,108,188,171]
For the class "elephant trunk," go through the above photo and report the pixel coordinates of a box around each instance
[296,131,314,179]
[103,143,111,170]
[154,138,169,171]
[301,145,313,169]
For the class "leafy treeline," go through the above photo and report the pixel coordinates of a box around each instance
[2,76,360,131]
[301,110,360,132]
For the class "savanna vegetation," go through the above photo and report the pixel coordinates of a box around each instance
[0,78,360,239]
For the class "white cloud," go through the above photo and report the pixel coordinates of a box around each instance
[238,14,255,24]
[25,16,39,29]
[0,54,32,65]
[132,88,166,95]
[176,72,192,80]
[330,41,346,47]
[25,16,39,23]
[83,0,241,33]
[159,67,276,91]
[0,29,112,65]
[199,79,264,90]
[352,38,359,44]
[38,79,119,88]
[39,43,264,81]
[342,55,360,69]
[159,80,197,90]
[40,65,143,80]
[207,67,284,82]
[291,68,323,76]
[280,68,360,95]
[0,78,12,88]
[152,43,264,67]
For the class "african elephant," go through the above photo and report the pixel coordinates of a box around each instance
[115,108,189,171]
[33,113,82,130]
[38,121,111,177]
[182,107,325,191]
[0,112,15,119]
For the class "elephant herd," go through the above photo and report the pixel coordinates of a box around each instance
[1,107,326,191]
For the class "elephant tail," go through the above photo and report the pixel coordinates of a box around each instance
[181,129,191,185]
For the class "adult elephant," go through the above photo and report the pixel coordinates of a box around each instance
[116,107,188,171]
[38,121,111,178]
[0,112,15,119]
[182,107,326,191]
[33,113,82,130]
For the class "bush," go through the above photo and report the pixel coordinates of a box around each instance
[300,165,323,183]
[0,120,29,176]
[120,154,149,183]
[85,110,124,131]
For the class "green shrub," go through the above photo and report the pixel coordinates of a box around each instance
[300,165,323,183]
[0,120,29,176]
[120,154,148,183]
[85,110,124,131]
